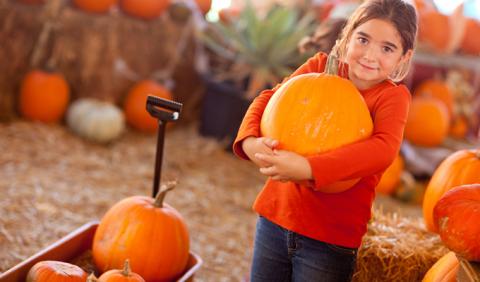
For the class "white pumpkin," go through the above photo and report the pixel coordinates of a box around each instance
[67,98,125,143]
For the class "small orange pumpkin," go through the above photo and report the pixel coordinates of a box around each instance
[73,0,117,13]
[449,115,469,139]
[26,261,87,282]
[19,70,70,123]
[260,55,373,193]
[92,183,189,282]
[376,154,404,195]
[423,149,480,232]
[422,251,459,282]
[434,184,480,261]
[404,96,450,147]
[98,260,145,282]
[123,80,173,133]
[414,80,454,118]
[461,19,480,55]
[120,0,171,20]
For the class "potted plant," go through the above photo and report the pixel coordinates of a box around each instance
[199,2,316,148]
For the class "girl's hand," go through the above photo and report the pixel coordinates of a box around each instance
[256,150,313,182]
[242,136,279,168]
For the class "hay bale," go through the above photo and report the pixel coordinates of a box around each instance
[0,0,203,123]
[353,209,449,282]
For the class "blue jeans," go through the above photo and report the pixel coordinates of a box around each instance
[251,216,357,282]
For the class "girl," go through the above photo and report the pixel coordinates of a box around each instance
[232,0,417,281]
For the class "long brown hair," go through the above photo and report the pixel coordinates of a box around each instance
[331,0,418,82]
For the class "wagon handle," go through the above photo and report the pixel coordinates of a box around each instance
[146,95,183,197]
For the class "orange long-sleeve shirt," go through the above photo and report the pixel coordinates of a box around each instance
[233,52,411,248]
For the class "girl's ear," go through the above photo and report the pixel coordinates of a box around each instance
[400,49,413,65]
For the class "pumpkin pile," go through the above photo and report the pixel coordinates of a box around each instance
[415,0,480,56]
[422,149,480,232]
[18,71,178,142]
[420,149,480,280]
[25,182,190,282]
[260,55,373,193]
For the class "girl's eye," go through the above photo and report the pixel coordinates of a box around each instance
[382,46,394,53]
[357,37,368,45]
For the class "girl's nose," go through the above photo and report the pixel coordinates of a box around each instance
[363,46,378,62]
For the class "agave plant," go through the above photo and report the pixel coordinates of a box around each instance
[201,2,317,99]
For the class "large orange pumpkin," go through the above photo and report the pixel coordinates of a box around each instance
[73,0,117,13]
[92,183,189,282]
[120,0,171,20]
[418,11,450,53]
[98,260,145,282]
[404,96,450,147]
[260,55,373,193]
[461,19,480,55]
[434,184,480,261]
[375,154,404,195]
[123,80,173,133]
[422,251,459,282]
[19,70,70,123]
[414,80,454,118]
[26,261,88,282]
[423,149,480,232]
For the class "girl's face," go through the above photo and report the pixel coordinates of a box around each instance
[344,18,412,90]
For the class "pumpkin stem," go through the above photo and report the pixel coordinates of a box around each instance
[153,181,177,208]
[122,259,131,277]
[325,54,339,75]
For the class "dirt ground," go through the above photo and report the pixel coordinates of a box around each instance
[0,120,431,281]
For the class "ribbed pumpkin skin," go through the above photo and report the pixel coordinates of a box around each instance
[73,0,117,13]
[26,261,87,282]
[123,80,173,133]
[260,73,373,192]
[404,96,450,147]
[19,70,70,123]
[261,73,372,155]
[434,184,480,261]
[120,0,171,20]
[92,196,189,282]
[375,154,404,195]
[423,149,480,232]
[422,251,459,282]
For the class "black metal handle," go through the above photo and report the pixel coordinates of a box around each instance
[146,95,182,122]
[146,95,183,198]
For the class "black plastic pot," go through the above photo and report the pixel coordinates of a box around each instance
[199,76,251,151]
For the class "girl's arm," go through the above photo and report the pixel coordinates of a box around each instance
[233,52,328,160]
[306,86,411,191]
